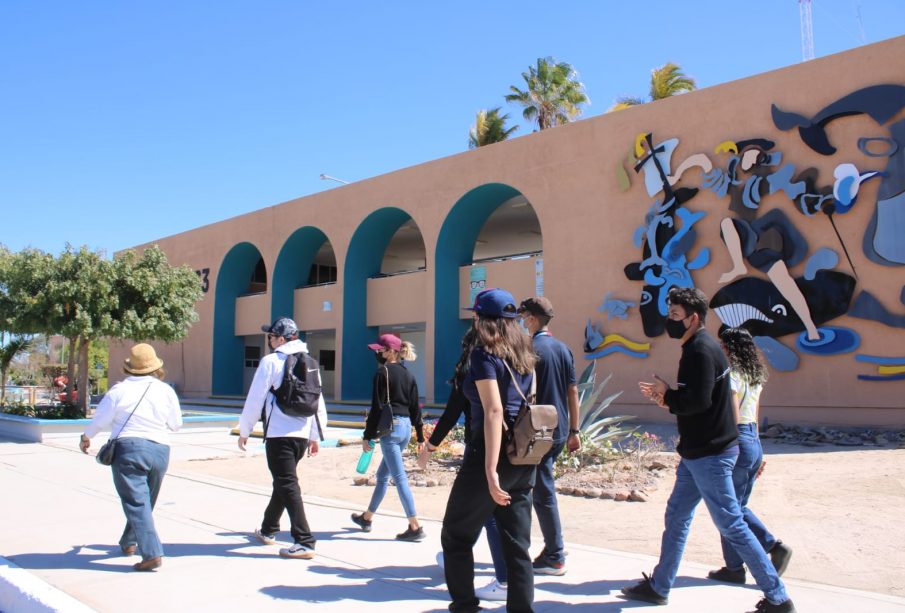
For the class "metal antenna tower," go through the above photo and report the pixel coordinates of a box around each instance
[800,0,815,61]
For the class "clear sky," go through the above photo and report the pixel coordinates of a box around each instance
[2,1,904,256]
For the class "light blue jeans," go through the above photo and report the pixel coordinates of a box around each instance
[722,423,777,570]
[368,417,417,518]
[111,437,170,561]
[651,446,789,605]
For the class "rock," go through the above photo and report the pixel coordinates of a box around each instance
[572,487,588,497]
[835,436,864,447]
[413,480,427,487]
[649,461,668,470]
[874,436,889,446]
[586,488,602,498]
[629,490,649,502]
[599,491,615,499]
[614,491,630,502]
[762,426,784,438]
[425,478,439,487]
[801,440,823,447]
[353,476,369,486]
[557,486,574,496]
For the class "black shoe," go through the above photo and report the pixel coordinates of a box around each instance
[769,541,793,576]
[748,597,796,613]
[396,526,425,542]
[620,572,667,606]
[351,512,372,532]
[707,566,746,584]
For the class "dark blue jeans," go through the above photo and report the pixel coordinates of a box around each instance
[650,445,788,604]
[722,423,777,570]
[111,437,170,561]
[532,439,566,564]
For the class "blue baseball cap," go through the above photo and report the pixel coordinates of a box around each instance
[464,288,519,319]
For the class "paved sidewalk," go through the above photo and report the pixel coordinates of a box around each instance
[2,431,904,612]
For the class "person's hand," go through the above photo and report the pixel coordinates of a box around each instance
[308,440,319,457]
[486,471,511,506]
[567,432,581,454]
[238,436,248,451]
[652,392,668,410]
[79,434,90,454]
[640,375,668,401]
[756,459,766,480]
[362,439,374,453]
[417,444,432,470]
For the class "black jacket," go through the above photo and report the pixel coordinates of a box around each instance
[363,362,424,442]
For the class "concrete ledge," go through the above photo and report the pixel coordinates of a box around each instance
[0,413,238,443]
[0,557,96,613]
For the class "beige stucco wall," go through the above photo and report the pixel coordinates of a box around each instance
[366,272,428,326]
[111,35,905,425]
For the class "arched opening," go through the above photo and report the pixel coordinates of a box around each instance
[342,207,427,399]
[212,242,267,395]
[434,184,542,399]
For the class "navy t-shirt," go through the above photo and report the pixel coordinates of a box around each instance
[463,347,532,438]
[533,332,577,443]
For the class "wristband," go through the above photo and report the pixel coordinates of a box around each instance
[569,429,580,435]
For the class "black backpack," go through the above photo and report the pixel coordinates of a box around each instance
[272,352,322,417]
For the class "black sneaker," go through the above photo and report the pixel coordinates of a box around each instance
[769,541,793,576]
[748,597,796,613]
[396,526,425,542]
[707,566,746,584]
[620,572,668,606]
[351,512,372,532]
[532,555,566,576]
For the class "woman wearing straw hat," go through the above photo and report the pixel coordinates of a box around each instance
[79,343,182,571]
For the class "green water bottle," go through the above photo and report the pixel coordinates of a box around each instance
[356,440,376,474]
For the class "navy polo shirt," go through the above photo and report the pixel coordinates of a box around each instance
[533,331,577,442]
[463,347,532,438]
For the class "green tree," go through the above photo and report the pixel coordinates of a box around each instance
[505,57,588,130]
[609,62,697,111]
[468,107,518,149]
[0,335,32,405]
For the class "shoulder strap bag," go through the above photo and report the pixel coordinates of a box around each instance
[373,365,394,439]
[501,362,558,466]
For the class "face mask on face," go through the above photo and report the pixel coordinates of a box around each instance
[665,316,689,339]
[374,351,387,365]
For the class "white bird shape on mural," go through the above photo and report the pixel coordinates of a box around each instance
[832,163,883,214]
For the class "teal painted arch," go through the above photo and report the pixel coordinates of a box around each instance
[271,226,332,329]
[433,183,526,400]
[212,242,266,395]
[342,207,423,399]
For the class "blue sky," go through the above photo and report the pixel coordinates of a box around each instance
[2,1,904,256]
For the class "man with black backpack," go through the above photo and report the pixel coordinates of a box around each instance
[237,317,328,560]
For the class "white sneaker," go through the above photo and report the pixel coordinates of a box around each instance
[475,579,507,602]
[436,551,445,570]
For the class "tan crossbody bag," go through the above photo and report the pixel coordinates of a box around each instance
[501,362,558,465]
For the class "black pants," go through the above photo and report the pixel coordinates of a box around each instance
[262,437,315,548]
[441,439,536,613]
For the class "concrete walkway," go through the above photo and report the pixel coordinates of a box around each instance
[2,430,903,613]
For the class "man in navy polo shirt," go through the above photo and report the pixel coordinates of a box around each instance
[518,296,580,576]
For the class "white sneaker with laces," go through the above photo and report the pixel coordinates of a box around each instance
[475,579,507,602]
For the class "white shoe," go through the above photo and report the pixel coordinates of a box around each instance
[475,579,507,602]
[436,551,445,570]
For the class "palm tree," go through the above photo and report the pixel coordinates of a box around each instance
[506,57,588,130]
[0,335,32,405]
[468,108,518,149]
[609,62,696,112]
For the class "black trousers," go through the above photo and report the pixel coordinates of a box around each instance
[441,439,536,613]
[262,437,315,548]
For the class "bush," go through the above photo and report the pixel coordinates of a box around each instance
[0,402,83,419]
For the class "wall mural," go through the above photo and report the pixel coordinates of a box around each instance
[585,83,905,382]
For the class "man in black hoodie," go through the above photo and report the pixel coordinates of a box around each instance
[621,288,795,613]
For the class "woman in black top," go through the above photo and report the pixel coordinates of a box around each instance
[351,334,425,541]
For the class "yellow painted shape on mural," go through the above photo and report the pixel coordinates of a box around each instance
[635,133,648,158]
[877,365,905,375]
[714,140,738,155]
[591,333,651,352]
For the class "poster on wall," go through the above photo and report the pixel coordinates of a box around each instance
[470,266,486,303]
[535,257,544,296]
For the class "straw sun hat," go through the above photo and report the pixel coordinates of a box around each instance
[123,343,164,375]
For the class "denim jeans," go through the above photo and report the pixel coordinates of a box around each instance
[651,446,789,604]
[722,423,777,570]
[263,437,315,548]
[532,439,566,564]
[111,437,170,561]
[368,417,417,518]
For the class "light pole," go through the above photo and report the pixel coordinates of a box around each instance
[319,173,350,185]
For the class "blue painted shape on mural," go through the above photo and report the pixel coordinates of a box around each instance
[584,345,649,360]
[796,326,860,356]
[848,290,905,329]
[753,336,800,372]
[742,175,765,209]
[855,354,905,365]
[638,138,679,197]
[764,164,807,200]
[702,167,732,197]
[804,248,839,281]
[599,292,636,320]
[857,373,905,382]
[832,163,883,215]
[632,226,645,248]
[872,190,905,264]
[859,137,898,158]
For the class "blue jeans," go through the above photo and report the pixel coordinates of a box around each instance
[722,423,777,570]
[651,446,788,604]
[111,437,170,561]
[368,417,417,518]
[532,439,566,564]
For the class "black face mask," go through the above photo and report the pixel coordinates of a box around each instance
[665,317,689,339]
[374,352,387,365]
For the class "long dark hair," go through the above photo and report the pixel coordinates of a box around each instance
[450,326,479,385]
[473,315,536,374]
[720,327,767,387]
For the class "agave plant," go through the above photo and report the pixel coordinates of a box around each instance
[576,364,635,444]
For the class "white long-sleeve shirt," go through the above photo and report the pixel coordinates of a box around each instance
[237,339,328,440]
[85,376,182,445]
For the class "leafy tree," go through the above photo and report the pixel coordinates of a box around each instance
[505,57,588,130]
[0,335,32,405]
[468,107,518,149]
[609,62,696,112]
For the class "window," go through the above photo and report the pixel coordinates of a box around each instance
[319,349,336,372]
[244,346,261,368]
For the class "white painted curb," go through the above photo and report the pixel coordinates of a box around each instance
[0,557,96,613]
